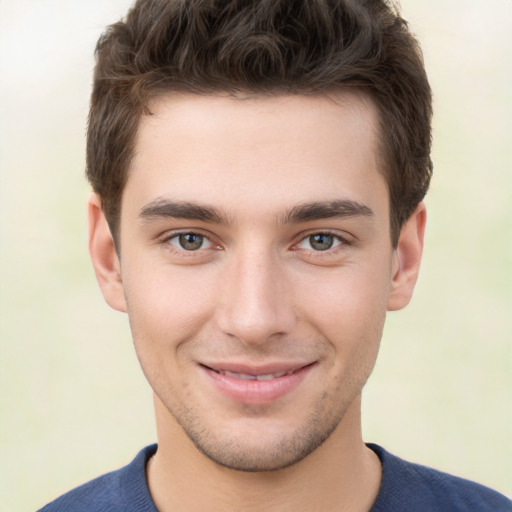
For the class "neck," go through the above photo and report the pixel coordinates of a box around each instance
[147,394,381,512]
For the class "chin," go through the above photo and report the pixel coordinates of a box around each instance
[179,410,342,473]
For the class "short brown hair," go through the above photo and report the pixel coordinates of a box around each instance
[87,0,432,246]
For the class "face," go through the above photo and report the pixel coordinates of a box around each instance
[90,92,424,472]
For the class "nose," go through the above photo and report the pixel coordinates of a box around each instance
[215,245,296,346]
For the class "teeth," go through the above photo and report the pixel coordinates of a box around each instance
[223,371,255,380]
[256,373,276,381]
[220,369,295,380]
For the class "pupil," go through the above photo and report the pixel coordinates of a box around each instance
[179,233,203,250]
[310,234,333,251]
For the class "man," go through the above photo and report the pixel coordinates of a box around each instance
[39,0,511,510]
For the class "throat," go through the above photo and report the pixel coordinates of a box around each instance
[147,431,381,511]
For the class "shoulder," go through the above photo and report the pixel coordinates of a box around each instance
[37,444,158,512]
[368,444,512,512]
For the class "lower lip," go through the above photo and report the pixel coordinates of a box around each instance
[201,364,314,405]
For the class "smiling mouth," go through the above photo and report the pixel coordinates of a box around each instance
[200,362,316,404]
[207,368,298,381]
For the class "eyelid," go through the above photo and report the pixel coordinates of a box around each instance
[169,233,214,251]
[159,229,221,252]
[293,230,352,249]
[157,228,353,254]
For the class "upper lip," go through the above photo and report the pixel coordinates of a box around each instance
[200,361,315,376]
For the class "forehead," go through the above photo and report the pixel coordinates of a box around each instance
[124,92,388,222]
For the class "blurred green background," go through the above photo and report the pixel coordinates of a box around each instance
[0,0,511,510]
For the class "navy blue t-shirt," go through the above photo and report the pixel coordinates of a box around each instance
[39,444,511,511]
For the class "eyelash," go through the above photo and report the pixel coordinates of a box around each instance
[160,230,350,256]
[161,231,218,255]
[294,231,349,253]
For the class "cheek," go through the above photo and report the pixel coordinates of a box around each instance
[294,264,390,368]
[121,261,217,351]
[298,264,390,325]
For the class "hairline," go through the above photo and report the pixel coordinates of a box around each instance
[107,86,399,252]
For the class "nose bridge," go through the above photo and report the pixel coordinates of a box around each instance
[216,241,294,344]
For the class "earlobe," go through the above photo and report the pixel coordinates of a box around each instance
[387,203,426,312]
[87,193,127,312]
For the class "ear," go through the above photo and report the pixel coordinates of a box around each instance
[88,193,127,312]
[387,203,426,311]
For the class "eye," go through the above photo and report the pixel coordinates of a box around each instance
[168,233,213,251]
[297,233,344,251]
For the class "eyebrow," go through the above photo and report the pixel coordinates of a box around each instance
[138,198,374,225]
[282,200,374,224]
[138,199,228,224]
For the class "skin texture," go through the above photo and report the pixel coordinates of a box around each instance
[88,92,425,511]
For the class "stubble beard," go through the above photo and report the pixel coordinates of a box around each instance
[133,327,381,473]
[187,418,341,472]
[157,377,359,473]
